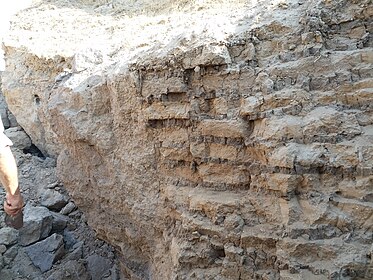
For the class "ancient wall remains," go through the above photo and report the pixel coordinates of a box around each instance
[1,0,373,279]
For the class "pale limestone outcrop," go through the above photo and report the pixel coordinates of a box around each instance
[1,0,373,279]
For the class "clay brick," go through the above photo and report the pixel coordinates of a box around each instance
[358,146,373,168]
[251,174,302,195]
[197,119,249,138]
[345,88,373,106]
[325,144,359,168]
[188,188,241,219]
[238,145,270,164]
[212,97,228,115]
[141,76,186,97]
[239,96,263,116]
[157,128,189,146]
[241,225,278,248]
[303,107,361,138]
[361,51,373,63]
[145,103,190,120]
[348,26,367,39]
[198,163,250,185]
[209,143,238,161]
[252,116,303,141]
[159,147,190,160]
[190,142,207,158]
[182,44,231,69]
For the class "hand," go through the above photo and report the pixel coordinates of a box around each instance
[4,191,24,216]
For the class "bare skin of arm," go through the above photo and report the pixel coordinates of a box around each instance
[0,146,24,216]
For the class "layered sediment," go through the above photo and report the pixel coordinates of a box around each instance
[1,0,373,279]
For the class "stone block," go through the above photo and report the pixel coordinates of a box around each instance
[162,163,197,182]
[296,144,327,167]
[0,244,6,254]
[313,91,337,105]
[301,32,315,44]
[269,143,326,169]
[241,43,256,61]
[268,145,296,169]
[239,143,272,164]
[262,90,307,111]
[279,197,309,225]
[333,197,373,230]
[3,245,18,265]
[340,78,373,93]
[50,212,69,233]
[280,269,329,280]
[60,201,76,215]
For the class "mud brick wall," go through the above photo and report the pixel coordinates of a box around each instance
[1,0,372,279]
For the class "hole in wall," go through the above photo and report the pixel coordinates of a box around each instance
[34,95,41,106]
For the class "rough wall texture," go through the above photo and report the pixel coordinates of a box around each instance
[1,0,373,279]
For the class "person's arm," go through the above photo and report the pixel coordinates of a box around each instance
[0,146,24,216]
[0,146,19,195]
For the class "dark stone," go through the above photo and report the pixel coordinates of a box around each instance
[25,233,65,272]
[19,205,53,246]
[46,260,90,280]
[40,189,69,211]
[87,254,113,280]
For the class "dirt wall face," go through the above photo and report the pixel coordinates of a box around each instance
[1,0,373,279]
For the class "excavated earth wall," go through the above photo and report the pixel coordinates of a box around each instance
[1,0,373,279]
